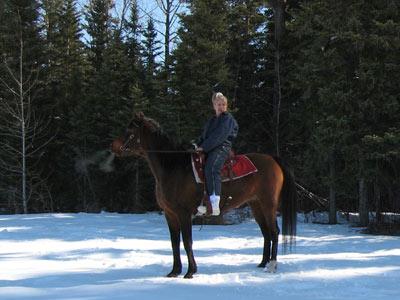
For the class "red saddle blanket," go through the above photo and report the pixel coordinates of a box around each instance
[191,153,258,184]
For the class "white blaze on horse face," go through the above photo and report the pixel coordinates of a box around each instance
[213,100,227,116]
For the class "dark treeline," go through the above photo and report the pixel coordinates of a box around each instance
[0,0,399,227]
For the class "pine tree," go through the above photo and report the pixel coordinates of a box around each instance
[84,0,114,72]
[124,0,144,98]
[68,0,155,212]
[141,17,162,112]
[225,0,271,154]
[288,1,363,219]
[64,0,116,211]
[358,0,400,220]
[288,0,400,221]
[41,0,86,122]
[41,0,88,212]
[173,0,230,141]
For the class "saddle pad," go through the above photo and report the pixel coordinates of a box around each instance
[191,153,258,184]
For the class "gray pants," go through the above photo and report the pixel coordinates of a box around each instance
[204,145,230,196]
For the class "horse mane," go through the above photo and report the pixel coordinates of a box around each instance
[136,115,191,170]
[141,116,161,133]
[141,116,183,150]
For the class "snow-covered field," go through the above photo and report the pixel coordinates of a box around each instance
[0,212,399,300]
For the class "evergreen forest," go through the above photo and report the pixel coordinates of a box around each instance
[0,0,399,229]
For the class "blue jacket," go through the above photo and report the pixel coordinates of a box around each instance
[198,112,238,153]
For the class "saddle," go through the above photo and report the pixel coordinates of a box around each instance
[191,151,258,184]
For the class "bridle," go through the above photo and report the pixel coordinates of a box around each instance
[120,133,138,152]
[119,119,142,153]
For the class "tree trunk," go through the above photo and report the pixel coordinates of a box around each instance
[164,0,171,79]
[135,159,140,210]
[359,178,369,226]
[329,151,337,224]
[391,186,400,213]
[156,0,181,94]
[270,0,285,157]
[374,180,382,224]
[19,30,28,214]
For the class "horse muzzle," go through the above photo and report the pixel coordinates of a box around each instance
[110,138,126,157]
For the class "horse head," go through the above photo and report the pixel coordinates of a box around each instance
[111,112,147,157]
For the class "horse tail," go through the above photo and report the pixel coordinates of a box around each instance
[273,156,297,248]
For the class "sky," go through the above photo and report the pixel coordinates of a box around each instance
[78,0,186,58]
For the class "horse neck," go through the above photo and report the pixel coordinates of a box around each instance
[142,130,181,181]
[145,153,163,183]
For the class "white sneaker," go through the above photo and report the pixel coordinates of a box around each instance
[211,207,220,216]
[210,194,220,216]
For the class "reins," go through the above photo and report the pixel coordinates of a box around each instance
[143,150,196,153]
[121,147,195,154]
[120,132,196,154]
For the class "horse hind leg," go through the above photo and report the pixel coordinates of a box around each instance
[264,218,280,273]
[251,198,280,273]
[249,201,271,268]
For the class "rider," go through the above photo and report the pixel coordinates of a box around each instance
[195,92,239,216]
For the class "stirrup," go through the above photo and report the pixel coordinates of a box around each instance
[196,205,207,216]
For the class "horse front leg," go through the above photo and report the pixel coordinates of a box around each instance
[179,212,197,279]
[165,213,182,277]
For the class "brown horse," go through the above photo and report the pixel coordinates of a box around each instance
[111,112,297,278]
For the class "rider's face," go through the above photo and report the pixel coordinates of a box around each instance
[213,100,227,116]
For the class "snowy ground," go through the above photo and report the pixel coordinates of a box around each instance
[0,212,399,300]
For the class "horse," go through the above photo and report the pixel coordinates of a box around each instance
[111,112,297,278]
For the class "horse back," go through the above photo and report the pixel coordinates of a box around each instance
[245,153,284,183]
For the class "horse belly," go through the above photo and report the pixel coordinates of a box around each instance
[221,174,259,210]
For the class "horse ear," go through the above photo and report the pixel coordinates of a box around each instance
[134,111,145,120]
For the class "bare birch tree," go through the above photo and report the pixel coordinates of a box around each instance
[0,10,52,213]
[156,0,182,74]
[141,0,182,84]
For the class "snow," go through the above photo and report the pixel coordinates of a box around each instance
[0,212,399,300]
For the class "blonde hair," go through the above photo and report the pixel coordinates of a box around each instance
[212,92,228,104]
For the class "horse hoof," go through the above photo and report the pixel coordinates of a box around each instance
[166,271,180,278]
[257,262,267,268]
[264,261,277,273]
[184,273,194,279]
